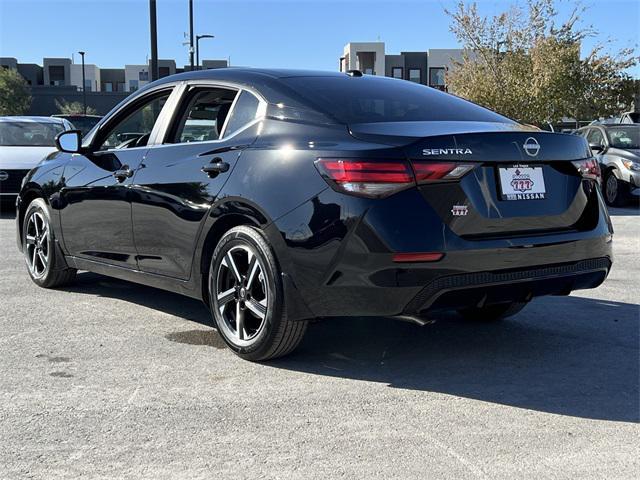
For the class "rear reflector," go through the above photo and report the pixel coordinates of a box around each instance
[315,158,475,198]
[572,158,601,182]
[392,252,444,263]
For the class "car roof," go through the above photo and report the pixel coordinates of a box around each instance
[155,67,345,84]
[0,116,68,124]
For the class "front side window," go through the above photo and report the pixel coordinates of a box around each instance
[586,129,605,147]
[170,88,237,143]
[409,69,421,83]
[98,91,171,150]
[223,91,260,137]
[0,121,66,146]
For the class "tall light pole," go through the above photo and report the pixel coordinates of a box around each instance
[149,0,158,81]
[196,34,214,70]
[78,51,86,115]
[188,0,194,70]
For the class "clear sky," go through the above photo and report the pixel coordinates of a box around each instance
[1,0,638,76]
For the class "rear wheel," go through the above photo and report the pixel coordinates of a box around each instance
[23,198,77,288]
[209,226,307,361]
[458,301,527,322]
[603,170,627,207]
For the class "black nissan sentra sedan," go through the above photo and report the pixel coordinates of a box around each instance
[15,68,613,361]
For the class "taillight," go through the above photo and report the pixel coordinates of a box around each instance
[412,162,476,183]
[315,159,414,198]
[572,158,601,182]
[315,158,475,198]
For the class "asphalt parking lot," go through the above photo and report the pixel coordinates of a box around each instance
[0,206,638,480]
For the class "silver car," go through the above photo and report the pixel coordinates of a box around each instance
[576,124,640,206]
[0,116,73,206]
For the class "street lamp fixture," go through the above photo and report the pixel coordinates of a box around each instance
[196,34,214,70]
[78,51,86,115]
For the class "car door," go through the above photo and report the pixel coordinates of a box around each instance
[58,87,176,268]
[129,84,265,279]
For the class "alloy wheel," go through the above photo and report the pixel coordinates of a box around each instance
[25,211,50,279]
[213,245,269,347]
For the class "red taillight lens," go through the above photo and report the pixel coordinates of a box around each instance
[411,162,475,183]
[572,158,601,182]
[315,158,415,198]
[315,158,475,198]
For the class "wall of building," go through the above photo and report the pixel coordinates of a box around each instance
[27,86,129,116]
[70,63,101,92]
[384,55,405,78]
[43,58,71,86]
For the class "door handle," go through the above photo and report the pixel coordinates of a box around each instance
[202,158,230,178]
[113,165,134,182]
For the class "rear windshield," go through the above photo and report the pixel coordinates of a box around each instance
[281,76,513,124]
[0,121,66,146]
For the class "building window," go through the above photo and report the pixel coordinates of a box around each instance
[391,67,403,79]
[104,82,113,92]
[84,79,92,91]
[129,79,139,91]
[139,71,149,81]
[408,69,421,83]
[429,67,446,90]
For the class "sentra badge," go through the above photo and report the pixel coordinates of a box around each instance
[423,148,472,156]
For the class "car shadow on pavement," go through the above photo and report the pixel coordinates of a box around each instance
[608,205,639,216]
[63,273,638,423]
[272,296,639,423]
[65,272,212,325]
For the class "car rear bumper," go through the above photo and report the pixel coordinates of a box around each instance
[273,188,614,319]
[293,236,612,317]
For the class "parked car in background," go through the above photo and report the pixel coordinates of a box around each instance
[51,114,102,137]
[0,116,72,206]
[576,124,640,206]
[620,111,639,124]
[15,69,612,361]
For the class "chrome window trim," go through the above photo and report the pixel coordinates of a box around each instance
[152,81,267,148]
[89,83,180,153]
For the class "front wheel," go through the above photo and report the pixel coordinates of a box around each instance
[458,301,528,322]
[209,226,307,361]
[22,198,77,288]
[603,170,627,207]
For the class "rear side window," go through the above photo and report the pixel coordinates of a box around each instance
[223,91,260,137]
[169,88,237,143]
[281,76,513,124]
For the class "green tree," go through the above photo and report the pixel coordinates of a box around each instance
[55,99,97,115]
[445,0,639,126]
[0,68,32,115]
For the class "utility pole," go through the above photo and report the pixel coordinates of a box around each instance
[149,0,159,81]
[188,0,195,70]
[78,51,86,115]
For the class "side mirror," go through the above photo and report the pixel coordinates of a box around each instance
[55,130,82,153]
[588,143,604,154]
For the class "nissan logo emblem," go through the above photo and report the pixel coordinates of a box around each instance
[0,171,8,182]
[523,137,541,157]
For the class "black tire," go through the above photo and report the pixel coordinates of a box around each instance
[208,225,307,361]
[603,170,628,207]
[22,198,77,288]
[458,301,528,322]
